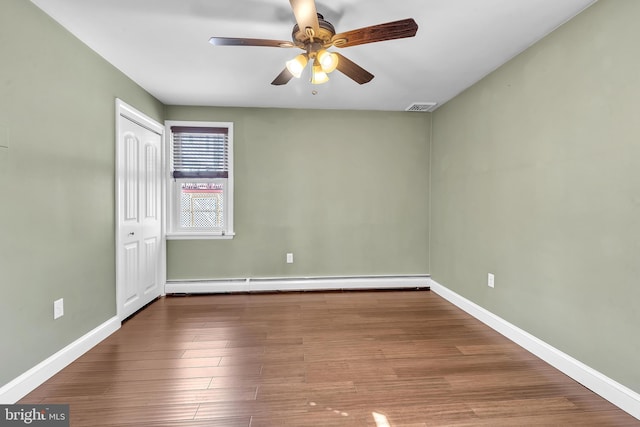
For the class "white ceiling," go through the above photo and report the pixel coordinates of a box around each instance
[30,0,596,111]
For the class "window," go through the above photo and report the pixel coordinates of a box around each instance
[166,121,234,239]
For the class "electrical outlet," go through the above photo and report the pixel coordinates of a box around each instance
[54,298,64,319]
[286,253,294,264]
[487,273,495,288]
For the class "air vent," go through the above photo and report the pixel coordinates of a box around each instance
[405,102,438,112]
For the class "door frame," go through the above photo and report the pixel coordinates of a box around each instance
[115,99,166,321]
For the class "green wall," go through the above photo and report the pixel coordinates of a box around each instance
[165,106,431,279]
[0,0,163,386]
[430,0,640,393]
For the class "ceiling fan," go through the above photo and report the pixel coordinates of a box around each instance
[209,0,418,86]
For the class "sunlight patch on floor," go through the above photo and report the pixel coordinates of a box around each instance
[372,411,391,427]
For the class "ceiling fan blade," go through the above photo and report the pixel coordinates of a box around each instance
[271,68,295,86]
[332,18,418,48]
[209,37,294,48]
[334,53,374,85]
[289,0,320,36]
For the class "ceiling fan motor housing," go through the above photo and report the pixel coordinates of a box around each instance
[292,13,336,49]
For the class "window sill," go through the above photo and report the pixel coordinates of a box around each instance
[166,232,235,240]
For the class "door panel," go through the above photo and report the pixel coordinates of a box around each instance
[117,112,163,320]
[145,144,158,220]
[123,242,139,304]
[143,236,159,294]
[124,135,139,222]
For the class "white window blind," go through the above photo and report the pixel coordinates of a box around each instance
[171,126,229,179]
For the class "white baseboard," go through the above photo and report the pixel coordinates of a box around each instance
[0,316,120,404]
[165,275,430,294]
[429,279,640,421]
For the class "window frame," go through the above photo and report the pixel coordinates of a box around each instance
[165,120,234,240]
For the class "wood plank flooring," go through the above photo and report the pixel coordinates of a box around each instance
[20,290,639,426]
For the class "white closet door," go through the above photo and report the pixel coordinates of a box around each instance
[117,108,163,320]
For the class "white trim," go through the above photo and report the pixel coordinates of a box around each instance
[166,275,430,294]
[429,279,640,421]
[166,232,235,240]
[116,99,164,135]
[0,317,120,404]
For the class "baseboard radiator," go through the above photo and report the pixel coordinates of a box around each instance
[165,275,430,294]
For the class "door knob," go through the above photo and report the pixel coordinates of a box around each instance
[128,232,135,236]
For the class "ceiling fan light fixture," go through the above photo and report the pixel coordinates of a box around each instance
[286,54,308,78]
[317,49,338,73]
[210,2,418,88]
[311,63,329,84]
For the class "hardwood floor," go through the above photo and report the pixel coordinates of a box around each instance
[20,290,638,426]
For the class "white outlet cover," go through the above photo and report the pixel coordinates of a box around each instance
[488,273,495,288]
[54,298,64,319]
[286,253,294,264]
